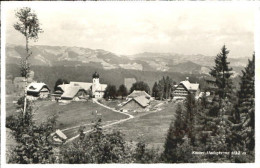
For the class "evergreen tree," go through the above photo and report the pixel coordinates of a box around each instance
[209,45,233,99]
[117,84,128,99]
[163,103,187,162]
[61,119,133,163]
[237,53,255,152]
[152,82,159,99]
[130,81,150,94]
[157,80,164,100]
[104,85,117,99]
[184,93,197,145]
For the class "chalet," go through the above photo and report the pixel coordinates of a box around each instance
[60,85,88,101]
[56,72,107,99]
[173,77,200,100]
[27,82,50,99]
[121,90,151,112]
[121,95,150,112]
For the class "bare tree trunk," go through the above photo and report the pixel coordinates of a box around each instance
[23,35,29,117]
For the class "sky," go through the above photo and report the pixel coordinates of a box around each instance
[3,2,256,58]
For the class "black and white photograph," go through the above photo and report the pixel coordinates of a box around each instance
[1,1,259,166]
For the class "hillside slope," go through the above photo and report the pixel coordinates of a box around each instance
[6,44,248,74]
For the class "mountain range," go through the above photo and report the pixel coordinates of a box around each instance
[6,44,250,75]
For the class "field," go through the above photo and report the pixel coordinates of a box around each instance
[6,95,177,150]
[6,99,128,139]
[105,101,177,151]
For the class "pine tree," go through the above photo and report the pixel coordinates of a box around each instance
[237,53,255,152]
[163,103,187,162]
[209,45,233,99]
[157,79,164,100]
[184,93,197,145]
[152,82,159,99]
[117,84,128,99]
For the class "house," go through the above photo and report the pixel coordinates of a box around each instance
[121,95,150,112]
[57,72,107,99]
[121,90,151,112]
[51,129,67,144]
[173,77,200,100]
[60,85,88,101]
[27,82,50,99]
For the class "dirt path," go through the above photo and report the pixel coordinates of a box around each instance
[65,99,134,143]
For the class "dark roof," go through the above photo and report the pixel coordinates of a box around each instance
[127,90,151,99]
[123,95,150,108]
[92,72,99,78]
[61,86,86,99]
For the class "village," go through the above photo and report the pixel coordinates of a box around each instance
[6,70,207,145]
[4,4,255,164]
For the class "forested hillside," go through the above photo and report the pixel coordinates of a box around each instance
[6,64,211,92]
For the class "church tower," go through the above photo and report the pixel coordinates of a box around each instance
[92,72,100,95]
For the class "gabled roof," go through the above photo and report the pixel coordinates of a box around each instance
[61,85,86,99]
[27,82,49,93]
[133,95,150,107]
[127,90,151,99]
[70,82,92,91]
[55,129,67,140]
[180,80,199,91]
[123,95,150,108]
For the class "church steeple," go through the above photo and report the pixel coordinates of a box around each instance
[92,71,99,79]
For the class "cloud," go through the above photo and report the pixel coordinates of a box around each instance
[4,2,254,58]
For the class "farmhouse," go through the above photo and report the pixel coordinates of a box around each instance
[27,82,50,99]
[122,90,151,112]
[173,77,200,100]
[57,72,107,100]
[122,95,150,112]
[60,85,88,101]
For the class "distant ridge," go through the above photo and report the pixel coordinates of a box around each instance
[6,44,249,74]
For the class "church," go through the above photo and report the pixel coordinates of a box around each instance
[91,72,108,98]
[57,72,107,100]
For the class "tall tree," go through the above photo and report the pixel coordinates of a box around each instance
[104,85,117,99]
[130,81,150,94]
[157,80,164,100]
[237,53,255,151]
[209,45,233,99]
[117,84,128,99]
[163,103,188,162]
[184,93,197,145]
[152,82,159,99]
[13,7,43,116]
